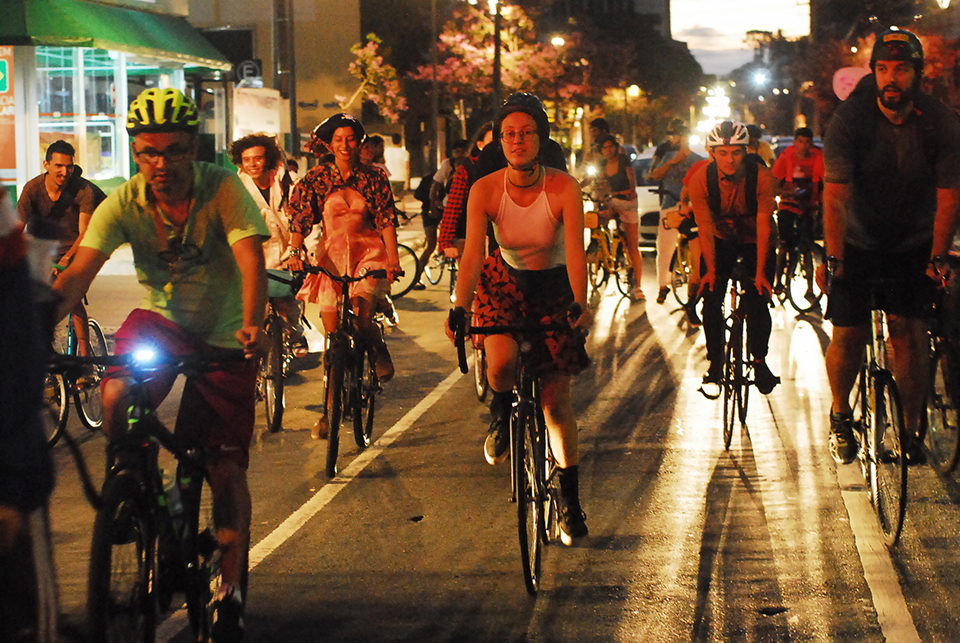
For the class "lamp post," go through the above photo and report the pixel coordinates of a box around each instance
[551,36,564,124]
[492,0,501,108]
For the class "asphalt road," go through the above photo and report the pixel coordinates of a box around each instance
[45,227,960,642]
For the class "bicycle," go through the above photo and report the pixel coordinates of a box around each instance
[774,206,825,314]
[389,242,420,298]
[453,304,584,595]
[44,301,109,446]
[838,273,908,547]
[48,348,249,643]
[302,265,390,478]
[258,269,307,433]
[423,253,459,304]
[583,197,632,298]
[699,257,779,450]
[923,256,960,472]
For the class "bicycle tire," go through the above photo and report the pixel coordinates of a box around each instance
[179,462,239,643]
[585,237,607,293]
[263,317,285,433]
[515,404,544,595]
[423,254,444,286]
[325,354,345,478]
[44,372,68,446]
[391,243,420,298]
[447,263,458,304]
[614,242,632,298]
[722,317,744,450]
[354,348,377,449]
[925,341,960,472]
[870,372,907,547]
[474,344,489,401]
[77,319,107,431]
[786,243,825,314]
[670,248,690,307]
[87,472,157,643]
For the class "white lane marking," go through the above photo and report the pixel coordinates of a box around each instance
[837,466,921,642]
[158,363,466,641]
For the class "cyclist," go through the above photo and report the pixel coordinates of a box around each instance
[595,133,644,300]
[52,87,268,643]
[819,29,960,465]
[649,119,703,304]
[230,133,308,357]
[421,139,469,281]
[286,113,402,439]
[437,123,495,260]
[688,120,780,395]
[0,188,59,643]
[447,93,592,544]
[771,127,824,299]
[746,124,776,167]
[18,140,106,361]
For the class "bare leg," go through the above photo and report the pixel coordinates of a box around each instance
[72,303,90,356]
[484,335,518,394]
[539,373,578,468]
[888,315,929,437]
[826,324,869,415]
[620,222,644,295]
[206,459,250,590]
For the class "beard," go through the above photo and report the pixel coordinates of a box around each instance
[877,84,915,110]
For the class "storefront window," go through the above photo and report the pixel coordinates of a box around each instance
[35,46,179,182]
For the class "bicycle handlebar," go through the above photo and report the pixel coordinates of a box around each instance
[451,303,583,374]
[47,348,249,379]
[297,265,394,283]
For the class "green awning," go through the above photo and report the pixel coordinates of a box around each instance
[0,0,231,70]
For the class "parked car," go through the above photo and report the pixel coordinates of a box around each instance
[633,148,660,248]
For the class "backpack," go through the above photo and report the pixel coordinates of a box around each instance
[413,173,433,204]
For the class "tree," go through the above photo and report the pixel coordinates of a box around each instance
[331,34,408,124]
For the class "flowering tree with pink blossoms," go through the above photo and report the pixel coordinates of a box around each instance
[333,34,408,123]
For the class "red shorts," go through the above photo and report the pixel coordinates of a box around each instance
[106,309,257,468]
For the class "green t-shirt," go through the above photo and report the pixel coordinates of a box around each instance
[82,162,268,346]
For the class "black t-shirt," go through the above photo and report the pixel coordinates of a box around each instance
[824,91,960,252]
[16,171,105,256]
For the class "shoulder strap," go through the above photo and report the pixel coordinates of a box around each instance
[705,158,758,216]
[745,156,758,216]
[706,161,720,217]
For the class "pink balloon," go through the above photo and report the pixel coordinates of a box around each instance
[833,67,871,101]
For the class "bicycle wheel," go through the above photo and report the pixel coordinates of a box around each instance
[870,372,907,547]
[614,242,632,297]
[925,342,960,472]
[87,472,157,643]
[325,353,345,478]
[585,237,606,293]
[722,318,744,450]
[353,348,377,449]
[670,247,690,306]
[786,243,825,314]
[262,316,285,433]
[391,243,420,298]
[473,343,489,401]
[43,372,68,446]
[423,253,444,285]
[77,319,107,431]
[515,404,544,595]
[179,463,240,643]
[447,263,458,304]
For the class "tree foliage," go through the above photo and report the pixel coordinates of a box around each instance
[332,34,408,124]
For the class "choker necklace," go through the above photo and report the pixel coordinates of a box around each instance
[507,165,543,189]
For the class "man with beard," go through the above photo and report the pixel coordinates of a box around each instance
[819,29,960,465]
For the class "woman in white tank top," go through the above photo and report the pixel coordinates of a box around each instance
[446,93,592,545]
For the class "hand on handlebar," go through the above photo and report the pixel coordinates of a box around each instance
[446,306,467,344]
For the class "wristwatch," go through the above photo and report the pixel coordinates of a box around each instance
[289,247,302,258]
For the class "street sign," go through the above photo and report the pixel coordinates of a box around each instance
[0,61,8,93]
[235,59,262,82]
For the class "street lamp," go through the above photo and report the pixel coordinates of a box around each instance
[468,0,502,107]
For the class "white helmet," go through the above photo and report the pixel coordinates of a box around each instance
[706,121,749,148]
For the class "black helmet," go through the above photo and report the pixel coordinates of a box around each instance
[495,93,550,143]
[667,118,688,135]
[312,113,366,145]
[870,29,924,73]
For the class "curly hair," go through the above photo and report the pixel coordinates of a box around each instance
[230,133,283,171]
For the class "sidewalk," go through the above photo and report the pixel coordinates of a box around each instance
[100,191,427,277]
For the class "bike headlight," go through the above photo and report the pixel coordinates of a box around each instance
[131,346,159,367]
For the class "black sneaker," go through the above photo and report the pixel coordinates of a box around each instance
[211,587,244,643]
[656,287,670,304]
[702,362,722,385]
[685,302,702,327]
[483,419,509,465]
[829,411,858,465]
[753,360,780,395]
[558,495,588,545]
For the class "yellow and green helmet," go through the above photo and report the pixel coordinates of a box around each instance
[126,88,201,136]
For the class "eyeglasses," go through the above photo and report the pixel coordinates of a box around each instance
[157,236,203,265]
[500,129,538,144]
[134,144,193,165]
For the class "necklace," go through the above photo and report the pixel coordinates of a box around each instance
[506,165,543,189]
